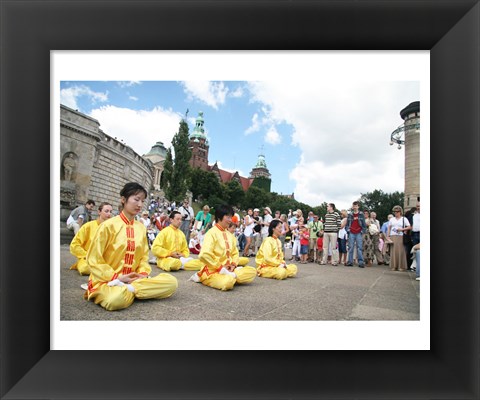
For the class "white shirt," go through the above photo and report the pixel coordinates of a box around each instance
[412,213,420,232]
[388,216,410,236]
[261,214,273,235]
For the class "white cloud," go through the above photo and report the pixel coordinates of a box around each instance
[89,105,182,156]
[247,81,419,209]
[229,86,244,98]
[264,126,281,145]
[129,96,138,101]
[245,113,260,135]
[181,81,229,110]
[60,85,108,110]
[117,81,141,88]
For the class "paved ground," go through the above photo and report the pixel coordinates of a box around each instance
[60,244,420,321]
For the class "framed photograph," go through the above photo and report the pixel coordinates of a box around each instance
[1,1,479,399]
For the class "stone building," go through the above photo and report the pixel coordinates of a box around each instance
[60,105,163,243]
[400,101,420,209]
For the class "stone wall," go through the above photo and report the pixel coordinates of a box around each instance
[60,105,154,243]
[404,113,420,210]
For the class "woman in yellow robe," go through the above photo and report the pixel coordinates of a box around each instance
[69,202,113,275]
[189,205,256,291]
[151,210,203,271]
[85,182,177,311]
[256,219,297,280]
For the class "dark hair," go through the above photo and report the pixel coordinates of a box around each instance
[215,204,234,222]
[268,219,282,237]
[329,203,335,210]
[352,201,359,206]
[120,182,147,199]
[86,199,96,206]
[98,202,112,212]
[169,210,181,219]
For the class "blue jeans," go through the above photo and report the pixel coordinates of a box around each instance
[348,232,364,265]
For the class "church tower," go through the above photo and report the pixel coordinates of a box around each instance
[249,151,272,192]
[188,111,210,171]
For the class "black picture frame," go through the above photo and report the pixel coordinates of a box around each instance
[1,1,479,399]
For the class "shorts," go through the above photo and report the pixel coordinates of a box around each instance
[300,245,309,254]
[338,238,347,253]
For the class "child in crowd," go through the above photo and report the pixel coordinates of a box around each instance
[189,230,201,255]
[299,225,310,264]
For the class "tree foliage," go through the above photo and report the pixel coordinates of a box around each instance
[190,167,222,202]
[357,189,404,224]
[222,180,245,208]
[159,147,173,197]
[251,176,271,192]
[160,120,192,203]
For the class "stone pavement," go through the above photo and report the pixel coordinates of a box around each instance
[59,244,420,321]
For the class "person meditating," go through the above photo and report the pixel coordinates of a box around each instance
[189,205,257,290]
[255,219,298,280]
[151,210,203,272]
[84,182,178,311]
[69,202,113,276]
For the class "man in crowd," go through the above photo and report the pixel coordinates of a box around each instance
[320,203,342,266]
[66,199,96,235]
[345,201,367,267]
[178,198,194,242]
[411,201,420,246]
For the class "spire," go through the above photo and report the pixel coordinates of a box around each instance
[190,111,207,140]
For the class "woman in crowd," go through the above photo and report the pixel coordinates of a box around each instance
[85,182,178,311]
[70,202,113,276]
[279,214,290,253]
[256,219,297,279]
[386,205,411,272]
[194,204,212,245]
[189,205,256,291]
[242,208,255,257]
[362,210,375,266]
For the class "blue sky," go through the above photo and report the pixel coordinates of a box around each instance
[60,77,420,210]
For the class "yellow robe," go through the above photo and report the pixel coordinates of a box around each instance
[255,236,297,279]
[151,225,203,271]
[195,225,256,290]
[86,212,177,311]
[69,220,100,275]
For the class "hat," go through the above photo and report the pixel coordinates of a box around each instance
[264,207,272,214]
[254,208,260,212]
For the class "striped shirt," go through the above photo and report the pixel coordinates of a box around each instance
[323,212,341,232]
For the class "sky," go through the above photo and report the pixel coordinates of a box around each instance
[58,54,423,211]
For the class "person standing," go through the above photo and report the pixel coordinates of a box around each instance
[307,215,323,262]
[256,220,297,280]
[150,211,203,272]
[369,211,385,265]
[362,210,375,266]
[242,208,255,257]
[411,201,421,246]
[189,205,256,291]
[194,205,212,244]
[337,210,348,265]
[261,207,273,242]
[178,199,194,243]
[387,205,411,272]
[66,200,96,235]
[320,203,341,266]
[85,182,178,311]
[345,201,367,268]
[70,202,113,276]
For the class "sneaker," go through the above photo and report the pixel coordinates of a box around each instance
[358,264,365,268]
[415,277,420,281]
[80,283,88,290]
[345,263,353,267]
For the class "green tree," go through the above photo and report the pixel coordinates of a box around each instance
[357,189,404,223]
[242,186,272,210]
[222,180,245,207]
[190,168,222,202]
[161,120,192,202]
[251,176,271,192]
[159,147,173,197]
